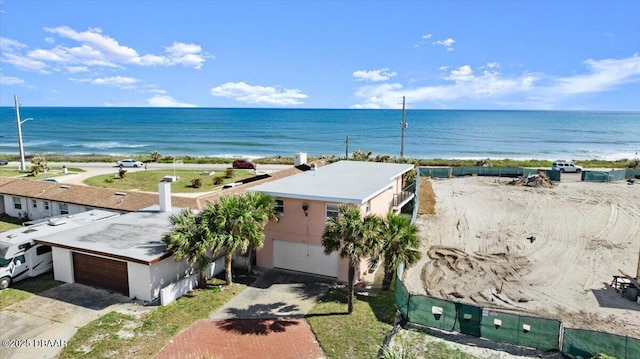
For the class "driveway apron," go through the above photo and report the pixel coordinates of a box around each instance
[155,270,333,359]
[0,283,143,359]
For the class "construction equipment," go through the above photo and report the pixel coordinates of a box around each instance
[617,269,640,290]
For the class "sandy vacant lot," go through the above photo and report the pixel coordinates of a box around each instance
[403,174,640,338]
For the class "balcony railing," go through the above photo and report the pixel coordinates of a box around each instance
[392,182,416,210]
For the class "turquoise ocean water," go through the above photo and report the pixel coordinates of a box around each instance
[1,107,638,160]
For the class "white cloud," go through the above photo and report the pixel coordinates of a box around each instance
[433,38,456,51]
[0,74,25,85]
[210,82,308,105]
[146,95,197,107]
[71,76,141,89]
[413,33,433,48]
[352,55,640,109]
[547,54,640,95]
[352,68,397,82]
[65,66,89,73]
[352,63,538,108]
[0,26,210,75]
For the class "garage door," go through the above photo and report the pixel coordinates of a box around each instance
[273,240,338,278]
[73,252,129,296]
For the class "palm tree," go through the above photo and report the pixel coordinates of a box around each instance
[162,209,213,288]
[378,213,421,291]
[322,205,382,313]
[207,192,276,285]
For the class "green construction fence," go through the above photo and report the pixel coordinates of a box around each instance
[562,328,640,359]
[394,270,638,356]
[418,166,561,181]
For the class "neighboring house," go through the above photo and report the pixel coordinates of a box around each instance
[33,183,223,303]
[0,177,198,220]
[250,160,415,283]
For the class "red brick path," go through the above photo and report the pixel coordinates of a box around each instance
[154,318,325,359]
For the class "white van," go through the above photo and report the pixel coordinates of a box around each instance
[0,227,53,289]
[0,210,120,289]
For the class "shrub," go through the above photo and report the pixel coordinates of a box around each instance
[104,177,114,183]
[225,168,234,179]
[31,156,50,173]
[213,176,224,185]
[190,178,202,188]
[118,168,127,178]
[150,150,161,162]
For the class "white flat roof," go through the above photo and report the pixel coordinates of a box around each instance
[249,161,414,204]
[1,210,120,259]
[37,206,178,264]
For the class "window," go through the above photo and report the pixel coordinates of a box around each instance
[59,203,69,215]
[36,245,52,256]
[326,204,339,219]
[275,199,284,216]
[44,201,50,210]
[14,255,26,265]
[13,197,22,210]
[365,201,371,215]
[32,199,38,209]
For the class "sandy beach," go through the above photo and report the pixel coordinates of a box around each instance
[403,173,640,338]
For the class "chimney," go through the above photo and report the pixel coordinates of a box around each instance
[159,181,172,212]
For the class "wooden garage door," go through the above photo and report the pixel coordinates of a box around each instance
[273,240,338,278]
[73,252,129,296]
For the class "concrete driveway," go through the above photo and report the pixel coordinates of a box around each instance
[0,283,150,359]
[210,269,334,320]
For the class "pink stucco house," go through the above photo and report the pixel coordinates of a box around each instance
[250,160,415,282]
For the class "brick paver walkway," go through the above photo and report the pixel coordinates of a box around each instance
[155,318,325,359]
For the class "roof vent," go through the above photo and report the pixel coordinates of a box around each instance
[7,234,17,239]
[48,218,68,226]
[115,192,127,196]
[60,185,70,189]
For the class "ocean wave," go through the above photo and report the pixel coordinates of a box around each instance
[64,142,148,149]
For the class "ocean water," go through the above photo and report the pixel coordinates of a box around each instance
[1,107,639,161]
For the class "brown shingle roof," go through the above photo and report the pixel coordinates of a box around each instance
[0,162,324,212]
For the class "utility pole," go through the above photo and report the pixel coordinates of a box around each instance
[14,95,32,172]
[400,96,408,158]
[345,135,349,159]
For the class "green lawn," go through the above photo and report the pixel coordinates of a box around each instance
[82,168,253,192]
[306,288,396,359]
[0,166,84,179]
[0,273,64,309]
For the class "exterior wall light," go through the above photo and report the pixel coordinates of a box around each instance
[302,202,309,216]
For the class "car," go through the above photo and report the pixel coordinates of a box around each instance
[552,161,583,173]
[117,159,145,168]
[232,159,256,169]
[0,159,8,166]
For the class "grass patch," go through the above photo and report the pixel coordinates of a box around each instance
[0,213,23,232]
[306,288,396,359]
[82,169,252,192]
[59,272,254,359]
[0,272,63,309]
[0,166,84,179]
[389,330,479,359]
[417,177,435,215]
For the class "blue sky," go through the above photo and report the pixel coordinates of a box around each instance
[1,0,639,110]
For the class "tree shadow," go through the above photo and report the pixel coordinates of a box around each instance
[224,301,302,318]
[216,318,300,335]
[249,269,334,301]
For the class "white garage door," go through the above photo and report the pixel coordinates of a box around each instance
[273,240,338,278]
